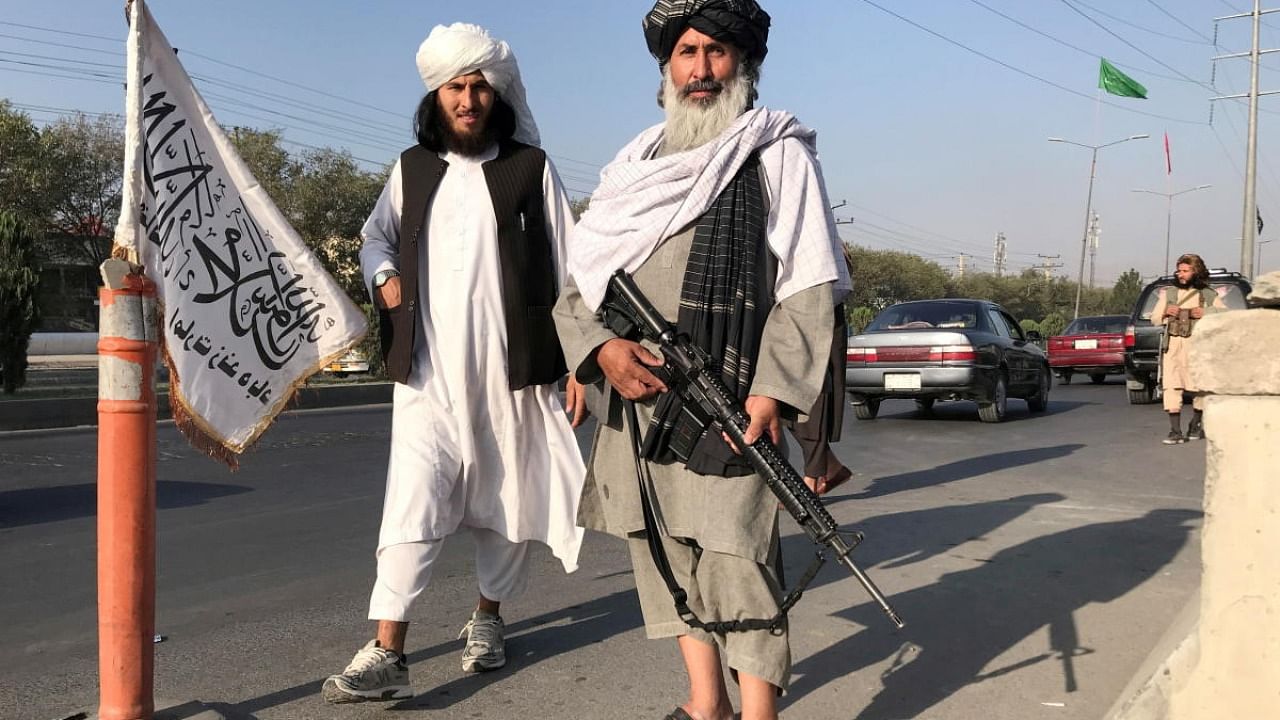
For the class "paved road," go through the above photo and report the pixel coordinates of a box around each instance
[0,379,1204,720]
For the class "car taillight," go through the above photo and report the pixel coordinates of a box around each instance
[847,347,878,364]
[1048,337,1063,349]
[1124,325,1136,348]
[928,345,976,362]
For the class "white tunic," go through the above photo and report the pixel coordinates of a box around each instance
[360,145,585,572]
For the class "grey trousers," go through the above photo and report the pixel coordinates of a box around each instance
[627,530,792,691]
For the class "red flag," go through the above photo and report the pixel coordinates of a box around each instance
[1164,131,1172,175]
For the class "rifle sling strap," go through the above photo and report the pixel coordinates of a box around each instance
[623,399,822,636]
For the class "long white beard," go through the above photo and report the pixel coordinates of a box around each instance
[661,67,752,153]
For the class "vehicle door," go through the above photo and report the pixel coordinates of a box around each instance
[985,308,1026,391]
[1002,309,1040,392]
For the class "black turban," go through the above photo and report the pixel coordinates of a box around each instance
[643,0,771,67]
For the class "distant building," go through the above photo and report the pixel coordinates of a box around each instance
[35,232,111,332]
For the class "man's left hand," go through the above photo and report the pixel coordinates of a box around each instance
[1190,307,1204,319]
[725,395,781,453]
[565,376,589,428]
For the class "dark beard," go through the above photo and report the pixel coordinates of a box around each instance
[437,111,494,157]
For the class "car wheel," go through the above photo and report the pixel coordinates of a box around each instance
[978,374,1008,423]
[1027,368,1050,412]
[332,371,348,379]
[1090,373,1106,384]
[854,399,881,420]
[915,398,935,413]
[1127,383,1154,405]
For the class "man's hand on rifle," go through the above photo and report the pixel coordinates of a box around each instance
[596,338,668,401]
[725,395,781,453]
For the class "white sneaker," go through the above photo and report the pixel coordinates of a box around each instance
[321,640,411,703]
[459,611,506,673]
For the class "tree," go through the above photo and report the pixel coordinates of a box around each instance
[569,196,591,221]
[1110,269,1143,315]
[847,305,877,334]
[40,112,124,266]
[0,211,41,393]
[227,126,293,209]
[0,101,48,224]
[846,246,951,310]
[1040,312,1068,338]
[290,148,386,300]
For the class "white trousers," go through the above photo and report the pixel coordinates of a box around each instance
[368,528,532,622]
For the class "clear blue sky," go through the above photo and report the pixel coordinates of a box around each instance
[2,0,1277,283]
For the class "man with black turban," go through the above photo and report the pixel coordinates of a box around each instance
[554,2,850,718]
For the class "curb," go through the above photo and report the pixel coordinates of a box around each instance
[0,382,393,432]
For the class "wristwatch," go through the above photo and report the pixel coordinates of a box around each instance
[372,269,400,288]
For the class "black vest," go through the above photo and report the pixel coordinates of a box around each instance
[379,140,568,388]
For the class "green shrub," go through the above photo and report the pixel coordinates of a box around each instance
[0,211,41,393]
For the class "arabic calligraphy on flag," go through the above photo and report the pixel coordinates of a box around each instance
[114,0,367,457]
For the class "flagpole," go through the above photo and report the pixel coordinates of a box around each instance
[1166,130,1173,275]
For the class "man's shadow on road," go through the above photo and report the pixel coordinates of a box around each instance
[783,507,1201,719]
[0,480,252,528]
[825,443,1085,502]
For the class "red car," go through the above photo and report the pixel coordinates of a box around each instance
[1047,314,1128,384]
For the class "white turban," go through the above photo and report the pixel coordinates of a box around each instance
[415,23,540,146]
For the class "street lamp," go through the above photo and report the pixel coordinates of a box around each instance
[1131,184,1213,276]
[1049,133,1149,319]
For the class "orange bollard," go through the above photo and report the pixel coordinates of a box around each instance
[97,259,158,720]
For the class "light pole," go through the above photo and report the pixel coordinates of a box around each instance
[1131,184,1213,276]
[1049,134,1149,319]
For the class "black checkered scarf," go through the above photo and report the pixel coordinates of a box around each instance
[641,154,771,477]
[643,0,772,67]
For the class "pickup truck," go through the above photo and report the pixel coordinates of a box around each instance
[1123,270,1252,404]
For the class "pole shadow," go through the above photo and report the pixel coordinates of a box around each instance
[220,586,644,716]
[0,480,253,528]
[785,508,1201,719]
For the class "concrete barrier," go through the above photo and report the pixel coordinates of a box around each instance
[1106,272,1280,719]
[28,332,99,355]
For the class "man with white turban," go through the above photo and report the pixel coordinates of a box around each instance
[322,22,585,703]
[553,1,850,718]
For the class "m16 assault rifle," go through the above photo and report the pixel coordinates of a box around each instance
[601,270,904,629]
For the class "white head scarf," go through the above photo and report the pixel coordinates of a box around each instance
[415,23,540,146]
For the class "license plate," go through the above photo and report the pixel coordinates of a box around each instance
[884,373,922,390]
[1075,339,1098,349]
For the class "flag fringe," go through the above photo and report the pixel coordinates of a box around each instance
[163,344,241,470]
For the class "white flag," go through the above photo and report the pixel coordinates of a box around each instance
[114,0,368,456]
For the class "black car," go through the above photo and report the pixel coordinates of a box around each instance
[1123,269,1252,404]
[845,299,1052,423]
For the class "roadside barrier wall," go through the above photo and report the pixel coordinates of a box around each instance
[1106,270,1280,719]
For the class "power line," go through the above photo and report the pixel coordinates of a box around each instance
[1059,0,1215,91]
[854,0,1206,125]
[1145,0,1215,43]
[1070,0,1212,45]
[965,0,1204,85]
[0,24,611,173]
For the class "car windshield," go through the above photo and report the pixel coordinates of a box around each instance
[1137,282,1249,320]
[867,302,979,331]
[1064,316,1128,335]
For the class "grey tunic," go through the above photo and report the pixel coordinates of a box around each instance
[552,226,834,565]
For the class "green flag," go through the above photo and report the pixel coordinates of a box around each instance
[1098,58,1148,99]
